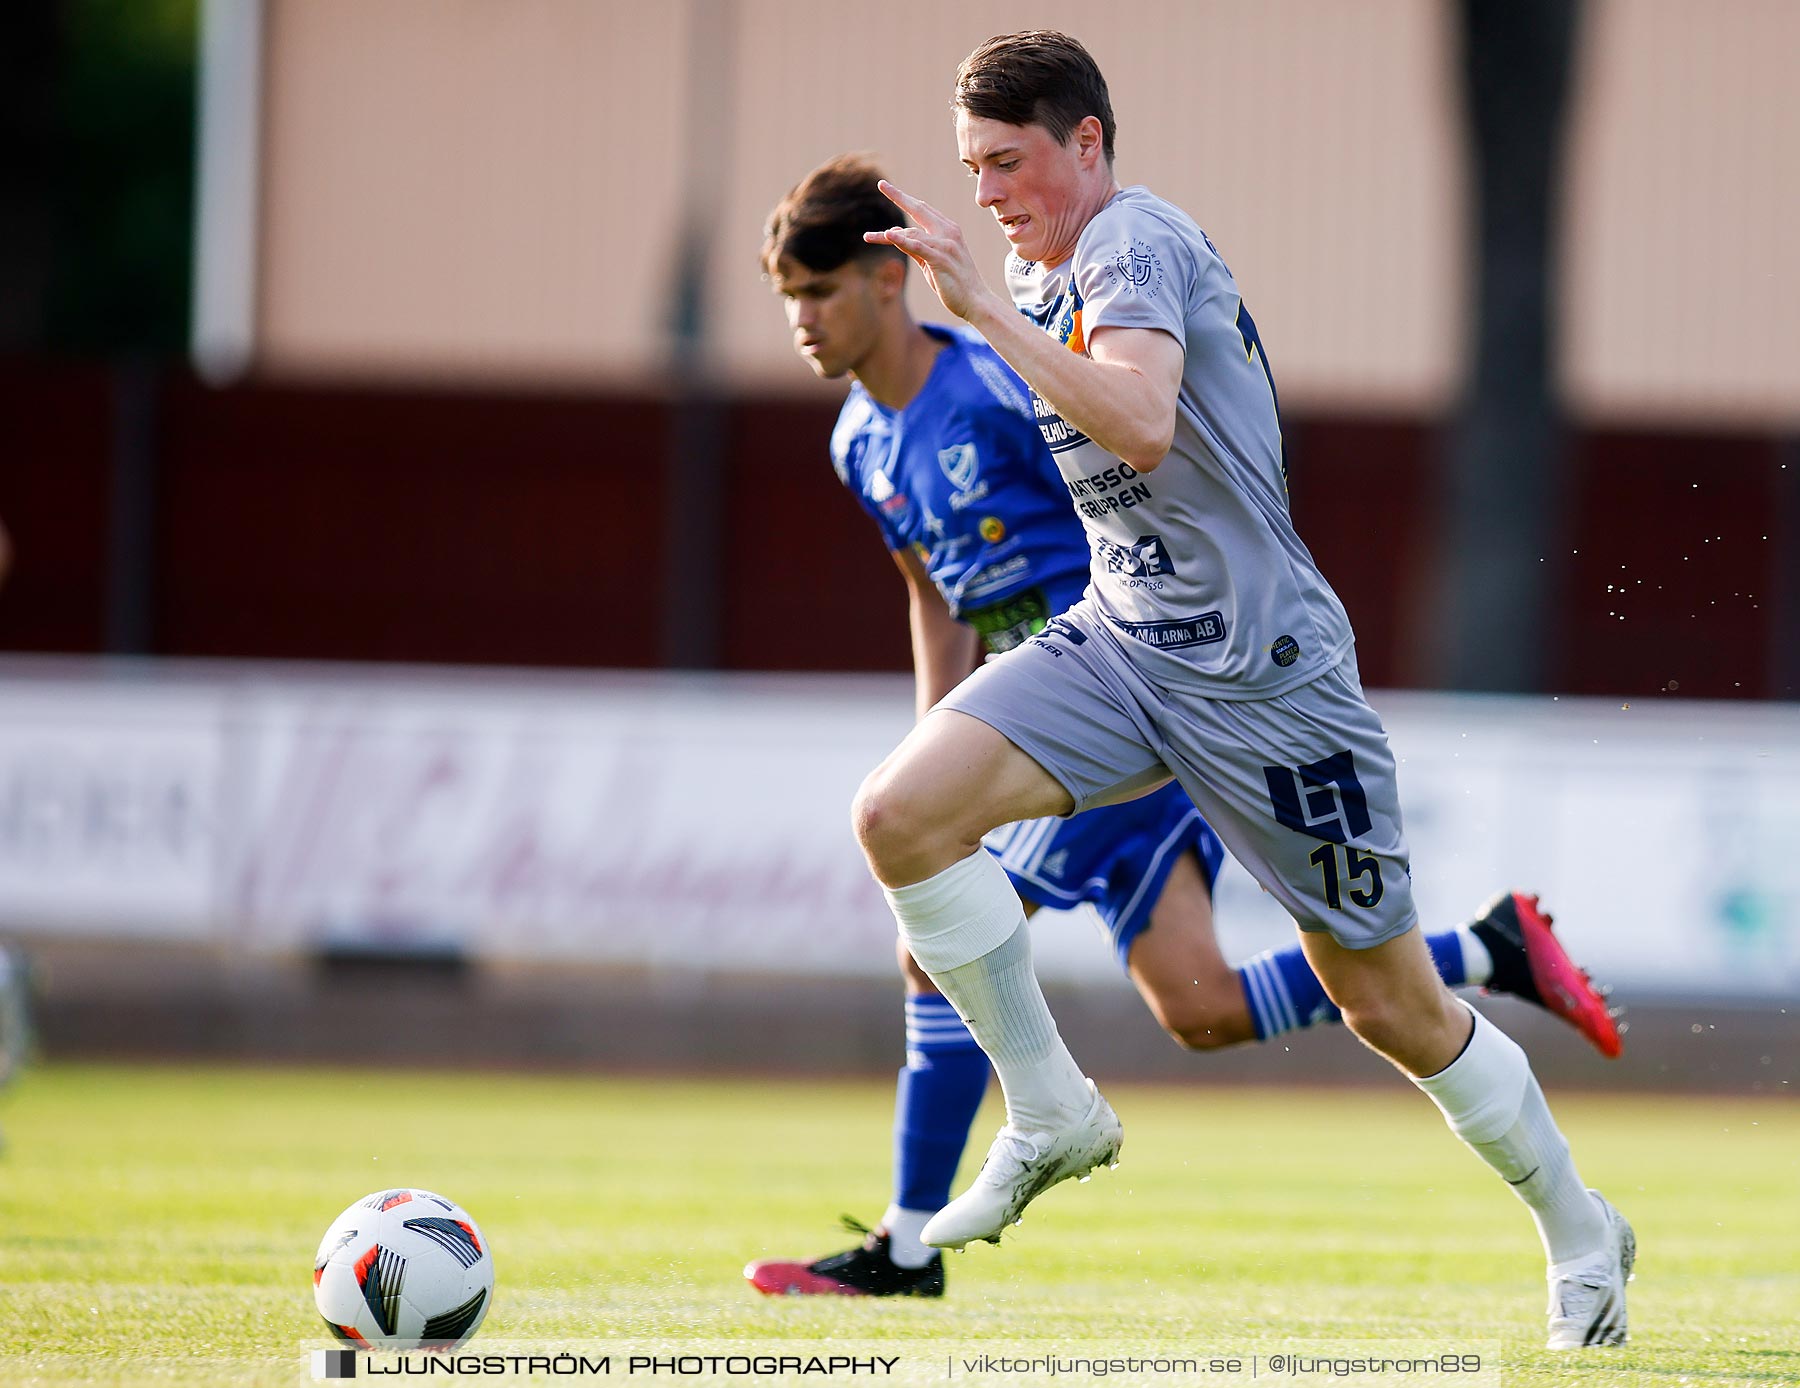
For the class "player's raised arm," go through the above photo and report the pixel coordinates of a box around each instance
[951,257,1182,475]
[870,157,1181,473]
[863,181,995,325]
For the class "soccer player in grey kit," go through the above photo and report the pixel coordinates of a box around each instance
[856,31,1634,1348]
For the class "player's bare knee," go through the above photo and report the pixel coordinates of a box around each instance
[1125,906,1250,1048]
[849,772,903,869]
[1136,971,1251,1050]
[1159,994,1250,1051]
[852,768,947,882]
[1165,1012,1236,1051]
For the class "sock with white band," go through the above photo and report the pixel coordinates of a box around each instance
[1454,923,1494,987]
[885,852,1090,1135]
[1412,1002,1606,1264]
[884,848,1025,974]
[888,993,987,1267]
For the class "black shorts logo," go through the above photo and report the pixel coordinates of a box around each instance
[1262,750,1373,845]
[1027,614,1090,657]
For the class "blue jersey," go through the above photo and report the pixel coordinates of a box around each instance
[831,325,1226,953]
[832,325,1091,652]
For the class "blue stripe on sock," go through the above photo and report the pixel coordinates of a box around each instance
[1241,945,1341,1039]
[1238,955,1279,1042]
[895,996,990,1211]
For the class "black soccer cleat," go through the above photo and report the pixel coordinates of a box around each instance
[745,1217,945,1298]
[1469,891,1623,1058]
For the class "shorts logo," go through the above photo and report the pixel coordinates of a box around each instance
[1270,635,1301,667]
[937,443,979,492]
[978,516,1006,543]
[1030,614,1090,653]
[1263,750,1373,845]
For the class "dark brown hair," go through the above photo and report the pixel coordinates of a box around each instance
[953,31,1116,163]
[761,153,905,276]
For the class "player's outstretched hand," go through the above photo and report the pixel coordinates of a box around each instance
[864,180,997,324]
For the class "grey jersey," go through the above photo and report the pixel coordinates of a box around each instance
[1005,185,1353,699]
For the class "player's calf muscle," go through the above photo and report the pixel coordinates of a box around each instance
[1307,932,1471,1074]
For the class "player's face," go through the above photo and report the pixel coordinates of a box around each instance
[957,112,1089,265]
[770,256,882,380]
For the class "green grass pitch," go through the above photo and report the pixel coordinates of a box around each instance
[0,1064,1794,1386]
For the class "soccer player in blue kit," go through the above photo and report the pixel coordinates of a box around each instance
[851,32,1634,1348]
[745,154,1623,1318]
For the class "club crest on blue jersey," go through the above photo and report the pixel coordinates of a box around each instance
[937,443,979,491]
[830,324,1090,637]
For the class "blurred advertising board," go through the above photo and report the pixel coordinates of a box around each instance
[0,660,1794,999]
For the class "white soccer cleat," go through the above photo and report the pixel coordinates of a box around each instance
[921,1081,1122,1250]
[1545,1191,1636,1349]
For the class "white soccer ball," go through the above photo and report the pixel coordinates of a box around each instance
[313,1188,493,1351]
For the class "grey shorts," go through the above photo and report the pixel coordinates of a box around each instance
[938,600,1419,948]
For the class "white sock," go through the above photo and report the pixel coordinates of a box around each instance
[883,850,1027,974]
[1456,923,1494,987]
[936,921,1090,1133]
[885,855,1088,1135]
[880,1204,936,1268]
[1413,1003,1606,1264]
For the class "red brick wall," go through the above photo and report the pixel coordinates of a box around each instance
[0,362,1787,698]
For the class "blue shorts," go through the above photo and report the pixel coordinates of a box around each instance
[984,781,1226,974]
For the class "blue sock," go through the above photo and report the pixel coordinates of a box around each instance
[1425,929,1469,988]
[1239,930,1475,1040]
[1239,945,1339,1039]
[894,993,990,1212]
